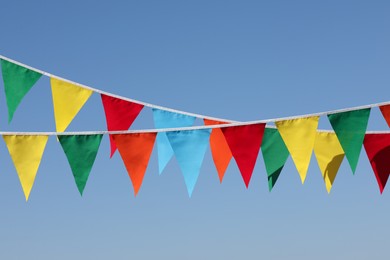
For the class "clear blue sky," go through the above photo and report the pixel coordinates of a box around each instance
[1,1,389,259]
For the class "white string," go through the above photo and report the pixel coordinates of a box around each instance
[0,54,390,135]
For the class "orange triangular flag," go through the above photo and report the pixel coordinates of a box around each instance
[112,133,156,196]
[379,105,390,128]
[204,119,232,182]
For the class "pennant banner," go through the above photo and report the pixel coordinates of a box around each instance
[1,59,42,123]
[152,109,196,174]
[222,123,265,188]
[276,117,319,184]
[363,133,390,193]
[58,134,103,195]
[113,133,156,196]
[3,135,49,201]
[379,105,390,128]
[313,132,345,193]
[203,119,232,183]
[101,94,144,157]
[166,129,211,197]
[51,78,93,132]
[261,128,289,191]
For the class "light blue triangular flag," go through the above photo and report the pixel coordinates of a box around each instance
[152,109,196,174]
[166,129,211,197]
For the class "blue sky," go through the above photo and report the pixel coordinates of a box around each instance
[0,1,390,259]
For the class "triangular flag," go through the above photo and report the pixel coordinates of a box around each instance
[276,116,319,184]
[313,132,345,193]
[101,94,144,157]
[50,78,93,132]
[328,109,370,173]
[379,105,390,128]
[58,134,103,196]
[152,109,196,174]
[1,59,42,123]
[363,133,390,194]
[203,119,232,183]
[113,133,156,196]
[3,135,49,201]
[261,128,289,191]
[166,129,211,197]
[222,123,265,188]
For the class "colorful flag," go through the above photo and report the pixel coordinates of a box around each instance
[113,133,156,196]
[276,117,319,183]
[222,124,265,188]
[1,59,42,122]
[101,94,144,157]
[203,119,232,183]
[3,135,49,201]
[166,129,211,197]
[152,109,195,174]
[328,109,370,173]
[50,78,93,132]
[379,105,390,128]
[58,134,103,195]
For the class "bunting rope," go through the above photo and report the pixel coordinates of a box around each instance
[1,55,390,199]
[0,54,390,135]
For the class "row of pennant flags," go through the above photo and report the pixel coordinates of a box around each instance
[1,57,390,201]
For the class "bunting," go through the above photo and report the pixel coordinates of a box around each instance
[203,119,232,183]
[50,78,93,132]
[261,128,289,191]
[313,132,345,193]
[166,130,211,197]
[222,124,265,188]
[101,94,144,157]
[363,133,390,193]
[328,109,370,173]
[379,105,390,128]
[152,109,196,174]
[1,59,42,123]
[3,135,48,201]
[58,134,103,195]
[113,133,156,196]
[276,117,319,184]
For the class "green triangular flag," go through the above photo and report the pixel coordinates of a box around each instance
[58,134,103,195]
[328,108,370,174]
[1,59,42,122]
[261,128,290,191]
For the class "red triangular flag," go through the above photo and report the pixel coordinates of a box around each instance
[379,105,390,128]
[101,94,144,157]
[113,133,156,196]
[363,133,390,193]
[222,123,266,188]
[204,119,232,183]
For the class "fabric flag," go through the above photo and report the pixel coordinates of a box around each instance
[101,94,144,157]
[261,128,289,191]
[363,133,390,194]
[166,129,211,197]
[50,78,93,132]
[1,59,42,123]
[313,132,345,193]
[113,133,156,196]
[328,108,370,174]
[3,135,49,201]
[58,134,103,196]
[379,105,390,128]
[203,119,232,183]
[276,116,319,184]
[222,123,266,188]
[152,109,196,174]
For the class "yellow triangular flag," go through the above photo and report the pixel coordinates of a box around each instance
[314,132,345,193]
[3,135,49,201]
[276,116,319,183]
[50,78,93,132]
